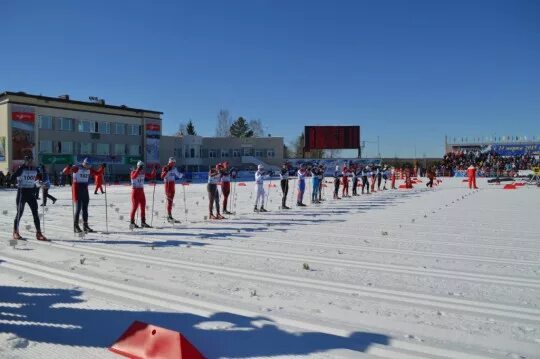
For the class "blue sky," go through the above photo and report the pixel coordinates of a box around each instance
[2,0,539,157]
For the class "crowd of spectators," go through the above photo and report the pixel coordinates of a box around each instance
[436,150,539,177]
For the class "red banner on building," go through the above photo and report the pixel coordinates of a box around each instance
[12,112,35,122]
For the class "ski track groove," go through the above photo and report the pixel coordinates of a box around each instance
[0,253,504,359]
[9,239,540,322]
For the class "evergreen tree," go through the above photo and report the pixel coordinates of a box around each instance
[186,120,197,135]
[230,117,253,138]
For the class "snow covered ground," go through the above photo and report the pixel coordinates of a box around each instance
[0,177,539,359]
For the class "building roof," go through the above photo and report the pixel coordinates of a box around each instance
[0,91,163,115]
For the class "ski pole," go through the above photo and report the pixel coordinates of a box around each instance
[104,168,109,234]
[265,178,272,209]
[182,183,188,223]
[41,187,45,234]
[71,184,76,236]
[151,180,156,227]
[291,178,296,207]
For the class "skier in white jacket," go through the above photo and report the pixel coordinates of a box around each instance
[254,164,270,212]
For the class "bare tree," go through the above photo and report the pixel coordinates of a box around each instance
[216,110,232,137]
[175,122,188,137]
[249,118,264,137]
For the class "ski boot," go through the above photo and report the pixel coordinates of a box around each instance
[36,232,49,241]
[74,223,83,234]
[253,206,259,213]
[216,214,225,220]
[259,207,268,212]
[83,223,95,233]
[209,214,218,220]
[282,205,291,210]
[13,231,22,240]
[130,220,140,229]
[223,210,233,215]
[141,222,152,228]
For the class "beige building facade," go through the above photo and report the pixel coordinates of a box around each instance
[0,91,284,177]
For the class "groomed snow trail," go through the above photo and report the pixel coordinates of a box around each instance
[0,178,539,358]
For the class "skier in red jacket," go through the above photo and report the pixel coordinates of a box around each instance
[130,161,157,228]
[467,164,478,189]
[93,163,106,194]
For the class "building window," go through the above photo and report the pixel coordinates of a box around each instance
[115,123,126,135]
[59,118,73,131]
[209,150,217,158]
[190,148,195,158]
[174,148,182,158]
[255,150,263,157]
[98,122,110,134]
[79,143,92,155]
[220,149,229,158]
[232,149,240,157]
[243,148,253,156]
[96,143,110,155]
[39,140,53,154]
[38,115,53,129]
[128,144,140,155]
[128,124,140,136]
[267,150,275,158]
[114,144,126,155]
[78,120,93,133]
[58,141,73,154]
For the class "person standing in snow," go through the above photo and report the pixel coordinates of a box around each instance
[220,161,233,214]
[297,164,308,206]
[39,165,57,206]
[361,166,370,194]
[254,164,269,212]
[207,164,224,219]
[12,155,48,241]
[341,165,350,197]
[280,162,291,209]
[467,164,478,189]
[333,165,341,199]
[66,158,99,233]
[311,165,320,204]
[161,157,183,222]
[129,161,157,228]
[351,164,358,196]
[93,163,106,194]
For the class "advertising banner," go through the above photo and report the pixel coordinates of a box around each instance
[304,126,360,151]
[145,137,160,165]
[124,156,143,166]
[489,144,540,156]
[11,105,36,160]
[0,137,6,161]
[40,154,74,165]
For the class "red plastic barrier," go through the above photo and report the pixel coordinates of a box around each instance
[109,321,204,359]
[503,184,516,190]
[238,183,247,187]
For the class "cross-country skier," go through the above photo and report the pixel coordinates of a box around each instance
[208,164,224,219]
[12,155,48,241]
[341,165,350,197]
[333,165,341,199]
[391,167,397,189]
[280,162,291,209]
[362,166,370,194]
[377,166,383,191]
[220,161,233,214]
[39,165,57,206]
[130,161,157,228]
[67,158,99,233]
[351,164,358,196]
[297,164,307,206]
[93,163,106,194]
[318,164,325,201]
[311,165,320,204]
[426,167,435,188]
[370,167,376,192]
[161,157,183,222]
[254,164,270,212]
[467,164,478,189]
